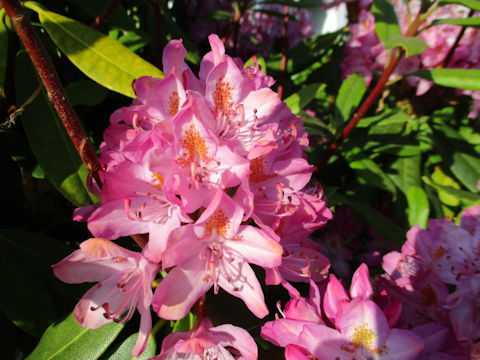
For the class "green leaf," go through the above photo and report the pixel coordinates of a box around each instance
[15,51,97,206]
[284,83,325,114]
[423,176,480,203]
[0,249,56,336]
[334,74,366,129]
[409,69,480,90]
[172,312,196,333]
[203,9,234,21]
[0,9,8,96]
[389,155,421,195]
[26,313,124,360]
[25,2,163,97]
[103,334,156,360]
[253,0,324,8]
[244,55,267,74]
[349,157,398,196]
[406,186,430,228]
[431,16,480,27]
[367,111,408,135]
[439,0,480,11]
[384,34,428,57]
[349,201,405,244]
[433,123,480,192]
[66,80,108,106]
[372,0,402,45]
[431,167,461,206]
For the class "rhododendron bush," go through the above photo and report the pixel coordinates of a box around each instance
[2,0,480,359]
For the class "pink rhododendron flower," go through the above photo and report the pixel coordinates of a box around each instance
[153,317,257,360]
[52,238,159,357]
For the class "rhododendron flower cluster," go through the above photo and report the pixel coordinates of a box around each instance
[342,0,480,116]
[380,206,480,358]
[52,34,331,357]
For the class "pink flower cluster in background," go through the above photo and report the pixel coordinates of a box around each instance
[52,34,331,357]
[342,0,480,117]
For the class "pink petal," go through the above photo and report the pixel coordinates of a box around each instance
[381,328,424,360]
[132,301,152,357]
[300,324,351,360]
[152,258,211,320]
[227,226,282,268]
[217,259,269,318]
[214,324,258,360]
[337,298,389,352]
[323,274,349,323]
[261,319,306,347]
[350,263,373,299]
[285,344,312,360]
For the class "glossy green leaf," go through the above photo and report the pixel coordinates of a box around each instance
[0,9,7,96]
[431,16,480,27]
[389,155,421,195]
[433,123,480,192]
[334,74,366,129]
[439,0,480,11]
[25,2,163,97]
[409,69,480,90]
[15,51,97,206]
[367,111,408,135]
[372,0,402,46]
[431,167,461,206]
[384,34,428,57]
[172,312,197,333]
[423,176,480,203]
[284,83,325,114]
[350,158,397,196]
[26,313,124,360]
[66,80,108,106]
[254,0,324,8]
[406,186,430,228]
[203,9,234,21]
[103,334,155,360]
[0,249,56,336]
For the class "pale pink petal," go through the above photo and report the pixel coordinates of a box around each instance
[153,258,211,320]
[143,216,182,264]
[350,263,373,299]
[162,39,187,77]
[132,301,152,357]
[300,324,351,360]
[261,319,306,347]
[227,226,282,268]
[217,259,269,318]
[214,324,257,360]
[338,298,389,352]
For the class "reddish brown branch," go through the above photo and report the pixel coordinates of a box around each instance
[320,13,424,165]
[90,0,121,28]
[440,9,474,68]
[3,1,102,185]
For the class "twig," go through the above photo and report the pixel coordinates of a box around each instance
[3,0,103,188]
[91,0,121,28]
[320,12,424,165]
[277,5,289,99]
[440,9,475,68]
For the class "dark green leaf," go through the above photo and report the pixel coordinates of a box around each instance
[439,0,480,11]
[66,80,108,106]
[431,16,480,27]
[334,74,366,129]
[26,313,124,360]
[409,69,480,90]
[253,0,324,8]
[15,51,97,206]
[0,249,56,336]
[384,34,428,57]
[172,312,197,333]
[117,31,151,52]
[203,9,234,21]
[103,334,156,360]
[367,111,408,135]
[349,157,398,196]
[389,155,421,195]
[284,83,325,114]
[25,2,163,97]
[372,0,402,46]
[0,9,7,96]
[423,176,480,203]
[406,186,430,228]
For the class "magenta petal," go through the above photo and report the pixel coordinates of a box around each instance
[214,324,257,360]
[323,274,349,323]
[152,258,211,320]
[285,344,312,360]
[261,319,306,347]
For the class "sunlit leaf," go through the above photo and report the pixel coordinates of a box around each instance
[409,68,480,90]
[25,2,163,97]
[334,73,366,129]
[284,83,325,114]
[406,186,430,228]
[26,313,124,360]
[431,16,480,27]
[439,0,480,11]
